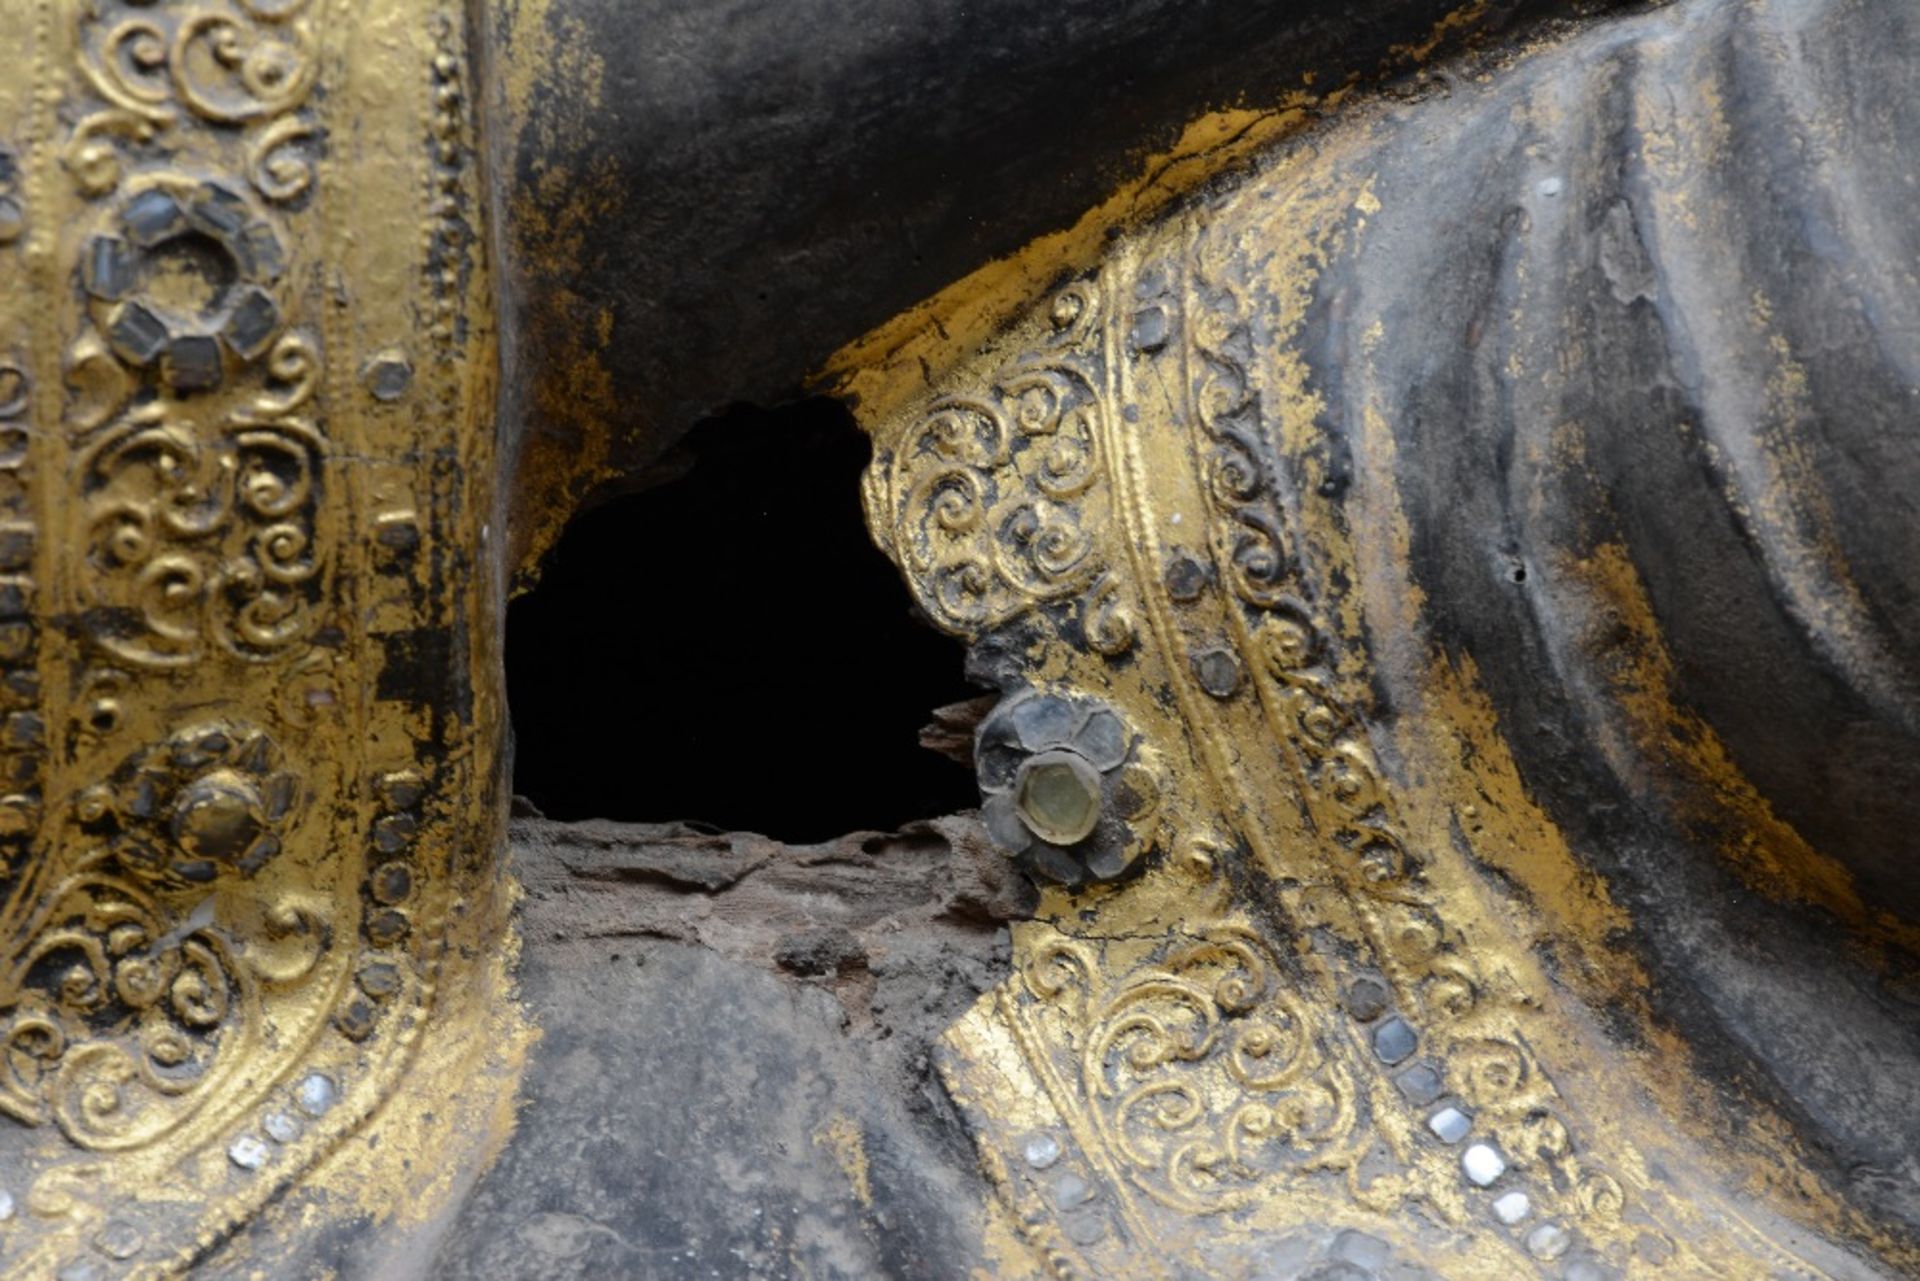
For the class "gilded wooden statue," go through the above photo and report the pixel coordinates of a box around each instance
[0,0,1914,1277]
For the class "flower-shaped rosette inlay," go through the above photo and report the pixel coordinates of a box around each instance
[977,690,1159,885]
[74,722,301,892]
[82,177,288,395]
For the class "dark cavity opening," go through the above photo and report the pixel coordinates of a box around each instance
[505,399,981,842]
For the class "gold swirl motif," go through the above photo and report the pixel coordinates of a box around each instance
[81,405,327,667]
[1187,265,1294,610]
[1021,935,1098,1011]
[67,2,319,203]
[75,8,318,129]
[79,19,176,125]
[248,331,321,418]
[61,110,159,198]
[171,11,317,124]
[0,875,253,1150]
[1052,930,1364,1215]
[248,115,317,202]
[1081,573,1137,656]
[0,714,326,1158]
[879,286,1118,638]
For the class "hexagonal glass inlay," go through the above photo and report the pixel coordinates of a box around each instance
[1371,1015,1418,1065]
[1462,1141,1507,1187]
[1023,1133,1062,1170]
[294,1072,337,1117]
[1492,1190,1531,1225]
[1016,751,1101,845]
[1428,1105,1472,1144]
[1526,1222,1573,1261]
[228,1134,270,1171]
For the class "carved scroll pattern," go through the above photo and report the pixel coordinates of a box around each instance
[79,354,327,669]
[0,0,333,1161]
[1162,229,1748,1271]
[0,718,331,1149]
[878,283,1137,653]
[1020,930,1368,1217]
[0,3,503,1275]
[0,874,248,1144]
[1181,272,1294,611]
[66,0,320,201]
[61,0,327,668]
[0,714,324,1151]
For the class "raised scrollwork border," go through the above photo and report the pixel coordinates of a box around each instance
[0,2,515,1277]
[882,215,1855,1279]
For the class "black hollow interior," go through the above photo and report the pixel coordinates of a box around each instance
[505,399,980,841]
